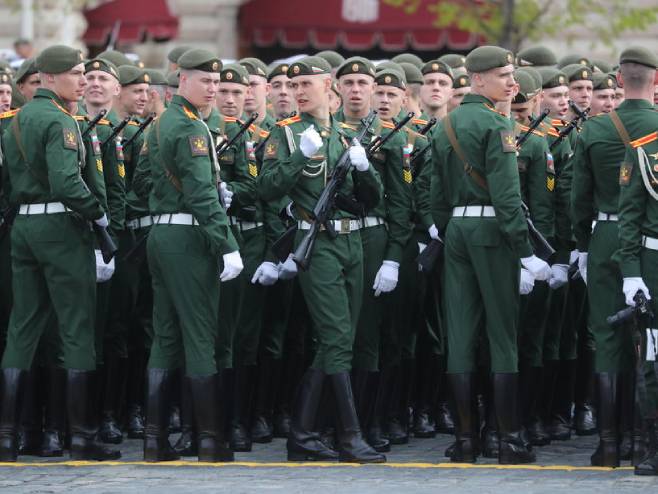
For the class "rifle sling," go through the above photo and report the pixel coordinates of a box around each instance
[609,110,631,147]
[442,115,488,191]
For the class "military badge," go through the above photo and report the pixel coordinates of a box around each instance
[115,140,124,161]
[432,63,439,71]
[96,158,103,173]
[352,63,359,72]
[402,144,413,183]
[384,76,391,84]
[91,133,101,155]
[547,176,555,192]
[226,71,233,80]
[212,61,219,71]
[248,163,258,177]
[546,152,555,174]
[246,140,256,161]
[265,140,278,159]
[281,65,288,73]
[293,65,300,74]
[582,70,589,79]
[93,61,100,69]
[62,128,78,150]
[188,135,208,156]
[619,162,633,186]
[118,164,126,178]
[500,130,516,153]
[144,74,150,83]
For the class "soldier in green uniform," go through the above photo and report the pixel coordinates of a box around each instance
[397,62,423,118]
[431,45,551,464]
[0,75,11,113]
[239,57,277,131]
[439,54,467,77]
[143,49,242,463]
[14,59,39,104]
[419,60,453,123]
[258,56,385,463]
[448,73,471,112]
[0,45,120,462]
[516,46,558,68]
[590,73,617,116]
[166,46,192,73]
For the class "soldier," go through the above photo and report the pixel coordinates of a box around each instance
[144,69,167,117]
[166,46,192,73]
[267,62,296,119]
[316,50,345,78]
[516,46,558,68]
[563,64,594,116]
[240,57,276,129]
[448,74,470,112]
[14,58,39,103]
[419,60,454,121]
[142,49,242,463]
[0,75,11,112]
[0,44,120,461]
[590,73,617,116]
[439,54,467,77]
[397,62,423,117]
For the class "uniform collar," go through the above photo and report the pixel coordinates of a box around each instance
[171,95,201,119]
[616,99,655,111]
[461,93,496,107]
[34,88,72,113]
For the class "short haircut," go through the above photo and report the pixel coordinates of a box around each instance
[620,62,654,90]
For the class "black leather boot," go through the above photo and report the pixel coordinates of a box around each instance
[590,373,619,467]
[362,371,390,453]
[125,349,147,439]
[251,357,278,444]
[190,372,233,462]
[143,369,179,462]
[18,367,41,455]
[67,369,121,461]
[387,362,412,445]
[635,420,658,476]
[434,355,455,434]
[521,366,550,446]
[173,375,197,457]
[448,373,477,463]
[330,372,385,463]
[230,365,255,452]
[481,381,499,459]
[550,359,576,441]
[574,348,597,436]
[287,368,338,461]
[273,353,303,438]
[39,367,65,457]
[493,373,535,464]
[413,355,439,439]
[0,368,26,461]
[537,359,559,439]
[98,356,127,444]
[168,370,181,434]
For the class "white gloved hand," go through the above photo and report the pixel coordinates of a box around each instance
[95,249,115,283]
[94,213,109,228]
[373,260,399,297]
[349,138,369,172]
[220,250,243,282]
[219,182,233,209]
[548,264,569,290]
[428,224,440,241]
[578,252,588,285]
[251,261,279,286]
[278,254,298,280]
[299,125,323,157]
[521,255,551,281]
[622,277,651,307]
[520,268,535,295]
[569,249,579,265]
[284,202,295,219]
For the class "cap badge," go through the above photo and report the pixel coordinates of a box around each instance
[293,65,300,74]
[432,63,439,71]
[352,63,359,72]
[93,61,100,69]
[226,71,233,80]
[212,61,219,71]
[384,75,391,84]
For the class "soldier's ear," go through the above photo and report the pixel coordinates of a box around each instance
[323,75,332,92]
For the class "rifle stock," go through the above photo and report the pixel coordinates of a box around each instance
[92,223,118,263]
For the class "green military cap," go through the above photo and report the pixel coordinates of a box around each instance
[145,68,166,85]
[391,53,423,69]
[36,45,85,74]
[375,61,404,78]
[453,74,470,89]
[517,66,542,91]
[619,46,658,69]
[513,69,540,103]
[336,56,376,79]
[166,70,179,88]
[177,49,222,73]
[421,59,454,80]
[239,57,269,78]
[0,61,12,76]
[591,58,613,73]
[374,69,406,90]
[118,65,150,85]
[220,63,249,86]
[287,56,332,78]
[0,73,11,86]
[84,58,119,80]
[537,67,568,89]
[267,62,290,82]
[14,58,38,84]
[557,54,591,69]
[398,62,423,85]
[439,53,467,69]
[465,45,515,73]
[592,72,617,90]
[315,50,345,69]
[516,46,557,67]
[167,45,193,64]
[98,49,132,69]
[562,63,593,82]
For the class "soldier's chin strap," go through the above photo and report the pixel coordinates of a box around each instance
[638,146,658,201]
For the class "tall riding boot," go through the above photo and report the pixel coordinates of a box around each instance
[18,367,41,455]
[0,368,26,461]
[273,354,302,438]
[448,373,477,463]
[481,379,499,459]
[413,355,439,438]
[168,369,181,434]
[435,355,455,434]
[537,360,559,435]
[251,356,278,444]
[125,349,147,439]
[230,364,255,452]
[39,367,65,457]
[635,419,658,476]
[316,378,336,451]
[590,373,619,467]
[144,368,179,462]
[173,375,197,456]
[286,368,338,461]
[631,406,648,466]
[574,348,597,436]
[98,355,127,444]
[618,371,634,460]
[363,371,390,452]
[67,369,121,461]
[523,366,550,446]
[387,361,411,445]
[351,368,370,431]
[190,372,233,462]
[493,373,535,464]
[330,372,385,463]
[550,359,576,440]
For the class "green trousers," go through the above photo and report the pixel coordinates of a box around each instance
[519,281,551,367]
[0,232,12,355]
[443,217,520,374]
[2,214,97,370]
[297,230,363,374]
[260,279,295,359]
[147,224,219,376]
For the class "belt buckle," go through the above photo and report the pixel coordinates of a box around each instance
[340,218,350,234]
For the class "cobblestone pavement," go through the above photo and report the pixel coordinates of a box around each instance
[0,433,656,493]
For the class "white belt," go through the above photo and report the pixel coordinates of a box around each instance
[297,219,361,234]
[18,202,71,215]
[228,216,263,232]
[361,216,387,228]
[597,212,618,221]
[153,213,199,226]
[642,235,658,251]
[126,216,154,230]
[452,205,496,218]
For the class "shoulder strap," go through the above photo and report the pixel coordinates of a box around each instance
[283,125,297,154]
[443,115,488,191]
[10,117,50,189]
[154,117,182,192]
[609,110,631,146]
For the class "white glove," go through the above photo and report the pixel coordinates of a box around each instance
[569,249,579,265]
[299,125,323,157]
[349,138,369,172]
[95,249,115,283]
[548,264,569,290]
[278,254,298,280]
[521,255,551,281]
[622,277,651,307]
[251,261,279,286]
[428,224,440,241]
[373,260,399,296]
[94,214,109,228]
[520,268,535,295]
[220,250,243,282]
[219,182,233,209]
[578,252,588,285]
